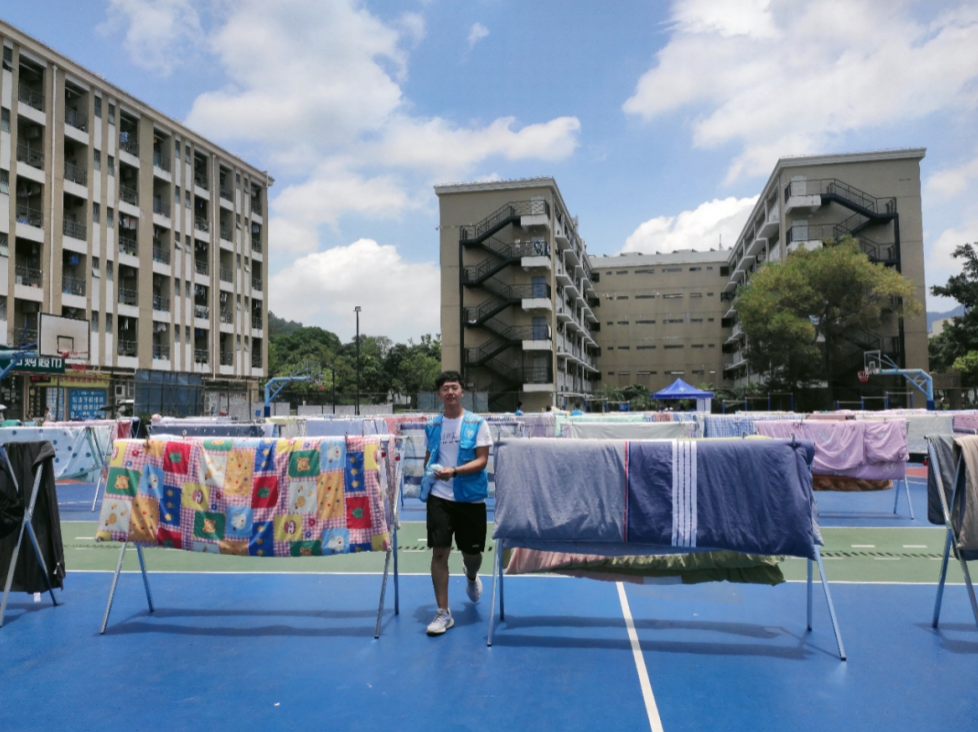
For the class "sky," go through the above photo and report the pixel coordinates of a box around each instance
[5,0,978,342]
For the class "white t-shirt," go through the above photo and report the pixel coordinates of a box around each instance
[424,414,493,502]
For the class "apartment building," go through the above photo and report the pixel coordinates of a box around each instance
[0,21,271,418]
[722,149,927,392]
[589,250,730,393]
[434,178,600,411]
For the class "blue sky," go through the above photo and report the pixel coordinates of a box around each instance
[6,0,978,341]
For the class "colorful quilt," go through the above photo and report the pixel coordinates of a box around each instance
[96,436,392,556]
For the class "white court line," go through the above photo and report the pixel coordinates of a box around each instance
[851,544,876,548]
[903,545,927,549]
[616,582,665,732]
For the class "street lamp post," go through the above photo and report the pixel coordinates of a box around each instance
[354,306,361,416]
[327,363,336,414]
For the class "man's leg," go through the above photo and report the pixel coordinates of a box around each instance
[462,552,482,581]
[431,547,451,609]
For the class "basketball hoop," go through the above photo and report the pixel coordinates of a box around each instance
[858,370,870,383]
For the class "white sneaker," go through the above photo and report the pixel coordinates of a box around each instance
[426,608,454,635]
[466,574,483,602]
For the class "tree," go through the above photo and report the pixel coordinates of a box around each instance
[929,243,978,372]
[736,237,922,393]
[951,351,978,388]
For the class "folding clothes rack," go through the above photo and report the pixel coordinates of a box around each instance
[486,539,847,660]
[100,436,403,638]
[0,443,59,628]
[927,442,978,632]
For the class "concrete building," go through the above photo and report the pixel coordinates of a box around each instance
[0,21,271,418]
[588,249,730,393]
[722,149,928,393]
[434,178,600,412]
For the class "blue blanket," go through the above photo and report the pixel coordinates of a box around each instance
[493,438,821,559]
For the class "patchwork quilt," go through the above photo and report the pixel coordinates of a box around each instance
[96,436,392,556]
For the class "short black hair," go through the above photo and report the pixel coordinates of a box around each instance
[435,370,464,390]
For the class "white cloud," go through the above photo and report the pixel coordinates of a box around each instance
[624,0,978,182]
[269,239,440,341]
[622,196,759,254]
[185,0,405,149]
[926,148,978,198]
[927,221,978,305]
[467,22,489,49]
[369,115,581,177]
[398,12,426,47]
[99,0,203,76]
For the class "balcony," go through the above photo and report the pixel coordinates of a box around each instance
[118,287,138,306]
[64,108,87,132]
[153,344,170,360]
[220,351,233,366]
[252,277,263,291]
[18,85,44,111]
[15,265,42,287]
[219,265,233,282]
[153,151,170,172]
[194,348,209,364]
[219,309,233,324]
[194,304,209,319]
[220,184,233,200]
[63,218,87,240]
[15,326,39,347]
[251,237,262,253]
[120,186,138,206]
[64,161,87,185]
[194,173,209,190]
[194,217,209,233]
[194,259,209,275]
[62,275,86,297]
[153,198,171,218]
[16,143,43,169]
[152,294,170,312]
[252,315,262,330]
[119,135,139,157]
[251,198,262,215]
[117,340,138,358]
[118,235,138,256]
[252,352,262,368]
[152,243,170,264]
[15,204,43,228]
[219,226,233,242]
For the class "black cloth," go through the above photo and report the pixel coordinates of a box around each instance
[0,441,65,593]
[926,435,978,562]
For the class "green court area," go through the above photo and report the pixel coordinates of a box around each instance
[62,521,962,585]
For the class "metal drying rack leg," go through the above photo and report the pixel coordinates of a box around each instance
[487,539,505,646]
[100,541,155,634]
[813,546,847,661]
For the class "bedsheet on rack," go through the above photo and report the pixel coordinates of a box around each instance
[305,418,390,437]
[754,419,907,480]
[566,421,695,440]
[953,413,978,434]
[148,423,271,438]
[516,413,557,438]
[702,413,800,438]
[927,435,978,558]
[0,425,109,479]
[96,436,391,556]
[493,437,821,560]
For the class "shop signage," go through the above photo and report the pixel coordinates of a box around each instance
[0,356,66,373]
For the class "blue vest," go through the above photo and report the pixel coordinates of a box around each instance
[422,412,489,503]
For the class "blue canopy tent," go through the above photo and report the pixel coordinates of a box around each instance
[654,378,714,413]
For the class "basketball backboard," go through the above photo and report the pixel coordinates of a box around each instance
[39,313,91,359]
[863,350,882,375]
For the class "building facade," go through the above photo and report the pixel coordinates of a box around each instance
[588,250,730,393]
[721,149,928,392]
[0,21,271,418]
[434,178,600,412]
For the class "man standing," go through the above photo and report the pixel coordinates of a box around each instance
[422,371,493,635]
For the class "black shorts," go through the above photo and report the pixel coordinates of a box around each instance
[426,495,487,553]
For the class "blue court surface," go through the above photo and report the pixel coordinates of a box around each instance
[2,474,976,732]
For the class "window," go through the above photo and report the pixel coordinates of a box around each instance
[236,254,241,269]
[605,272,614,276]
[107,208,114,226]
[662,293,683,299]
[707,266,714,270]
[690,293,703,298]
[618,371,631,375]
[91,311,99,333]
[93,150,101,171]
[634,268,654,274]
[664,344,684,349]
[106,262,113,282]
[607,371,615,376]
[107,155,115,176]
[0,108,8,133]
[616,270,628,275]
[92,257,101,278]
[664,318,684,324]
[108,103,116,125]
[692,344,705,349]
[186,234,192,248]
[663,267,681,273]
[185,281,191,298]
[0,233,8,257]
[635,294,654,299]
[690,318,703,323]
[691,370,705,375]
[606,321,614,326]
[185,190,191,208]
[94,96,102,118]
[667,370,685,375]
[2,47,12,71]
[236,213,241,230]
[636,319,655,324]
[92,203,100,224]
[174,187,180,206]
[708,344,716,348]
[106,313,113,334]
[689,267,701,271]
[185,327,191,344]
[175,325,180,340]
[185,144,191,163]
[707,292,714,296]
[607,346,614,351]
[636,345,656,350]
[617,320,629,325]
[708,318,715,322]
[236,172,241,189]
[618,346,630,350]
[0,170,7,195]
[637,370,656,375]
[616,295,628,300]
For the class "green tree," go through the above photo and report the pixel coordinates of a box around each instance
[736,237,922,393]
[929,243,978,372]
[951,351,978,388]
